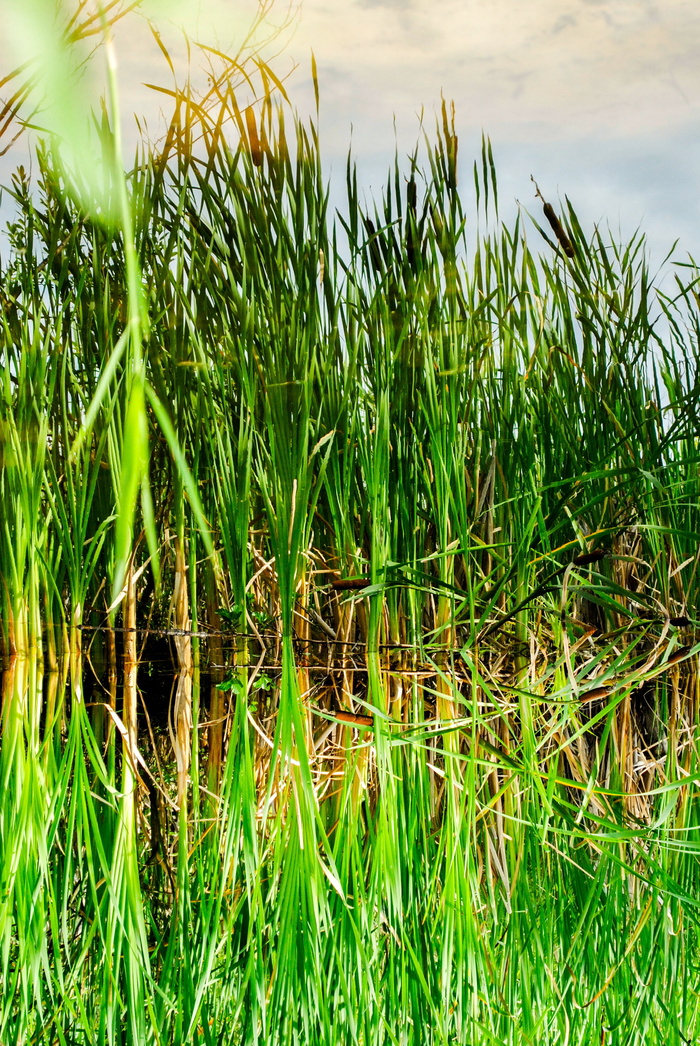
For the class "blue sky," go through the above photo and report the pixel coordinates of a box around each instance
[2,0,700,268]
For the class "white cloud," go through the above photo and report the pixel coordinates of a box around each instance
[285,0,700,143]
[279,0,700,263]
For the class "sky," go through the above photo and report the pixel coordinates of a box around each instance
[2,0,700,268]
[289,0,700,267]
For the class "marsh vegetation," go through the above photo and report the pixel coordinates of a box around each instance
[2,9,700,1044]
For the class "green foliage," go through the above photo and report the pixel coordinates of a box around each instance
[3,40,700,1045]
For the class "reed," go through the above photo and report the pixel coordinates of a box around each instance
[2,12,700,1044]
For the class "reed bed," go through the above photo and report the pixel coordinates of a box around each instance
[2,71,700,1045]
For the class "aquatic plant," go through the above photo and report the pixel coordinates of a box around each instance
[2,7,700,1043]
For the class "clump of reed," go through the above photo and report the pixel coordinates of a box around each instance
[3,38,700,1046]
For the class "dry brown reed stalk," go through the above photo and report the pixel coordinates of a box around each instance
[171,531,192,810]
[104,620,118,751]
[205,562,226,797]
